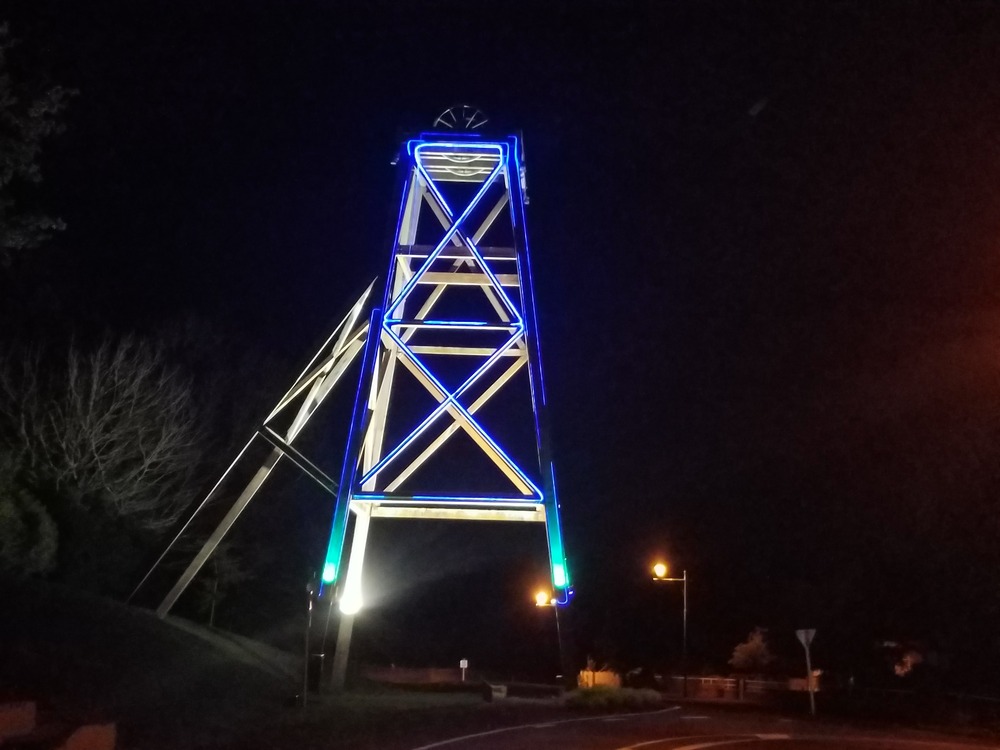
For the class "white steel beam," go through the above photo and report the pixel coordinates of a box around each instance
[368,505,545,522]
[384,356,526,492]
[415,272,519,286]
[329,504,372,690]
[406,345,523,357]
[142,283,375,617]
[391,344,534,495]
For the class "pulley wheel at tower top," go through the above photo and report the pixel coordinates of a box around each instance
[433,104,489,131]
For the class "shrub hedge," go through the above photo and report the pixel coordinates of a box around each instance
[564,686,665,712]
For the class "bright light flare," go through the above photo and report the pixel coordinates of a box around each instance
[652,562,668,579]
[322,563,337,584]
[339,587,363,615]
[552,563,567,588]
[535,590,552,607]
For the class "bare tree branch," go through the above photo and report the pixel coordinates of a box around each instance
[0,335,202,531]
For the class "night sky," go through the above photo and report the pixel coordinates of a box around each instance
[5,0,1000,685]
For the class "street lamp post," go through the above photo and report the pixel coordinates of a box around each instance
[303,581,316,707]
[652,563,688,698]
[535,591,567,686]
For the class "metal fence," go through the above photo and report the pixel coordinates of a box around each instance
[661,675,1000,728]
[663,676,786,701]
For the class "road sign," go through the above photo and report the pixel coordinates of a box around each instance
[795,630,817,716]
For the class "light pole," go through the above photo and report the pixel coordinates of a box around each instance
[303,580,316,707]
[534,590,567,686]
[652,563,688,697]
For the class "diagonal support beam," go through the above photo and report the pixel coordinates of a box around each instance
[358,325,537,495]
[266,280,375,423]
[385,356,527,492]
[415,177,515,324]
[385,150,505,320]
[134,283,375,617]
[390,340,536,496]
[257,426,337,493]
[155,443,282,617]
[412,149,521,322]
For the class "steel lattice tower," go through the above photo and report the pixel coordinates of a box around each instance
[323,124,571,683]
[133,111,570,692]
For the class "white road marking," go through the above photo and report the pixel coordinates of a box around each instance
[618,734,789,750]
[413,711,1000,750]
[408,706,681,750]
[794,736,1000,749]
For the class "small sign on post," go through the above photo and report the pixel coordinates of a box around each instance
[795,629,817,716]
[459,658,468,682]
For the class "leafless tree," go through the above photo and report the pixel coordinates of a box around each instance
[0,23,75,263]
[192,541,255,628]
[0,335,201,532]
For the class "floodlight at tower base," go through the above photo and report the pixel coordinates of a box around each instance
[339,594,362,616]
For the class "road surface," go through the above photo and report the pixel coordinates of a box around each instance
[408,705,1000,750]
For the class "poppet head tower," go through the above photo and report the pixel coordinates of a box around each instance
[322,112,571,684]
[322,120,570,588]
[138,108,571,690]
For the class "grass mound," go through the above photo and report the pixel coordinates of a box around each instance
[0,576,295,749]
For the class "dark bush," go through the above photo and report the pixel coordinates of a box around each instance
[564,687,665,712]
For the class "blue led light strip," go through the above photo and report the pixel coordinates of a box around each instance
[508,136,570,599]
[546,461,570,599]
[358,324,542,499]
[385,144,508,321]
[319,135,569,613]
[385,320,519,331]
[320,308,384,588]
[410,143,523,326]
[361,321,523,487]
[354,493,541,504]
[365,141,540,499]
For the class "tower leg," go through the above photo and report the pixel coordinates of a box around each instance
[329,506,372,690]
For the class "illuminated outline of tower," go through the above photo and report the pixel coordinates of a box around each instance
[322,129,572,624]
[135,113,571,687]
